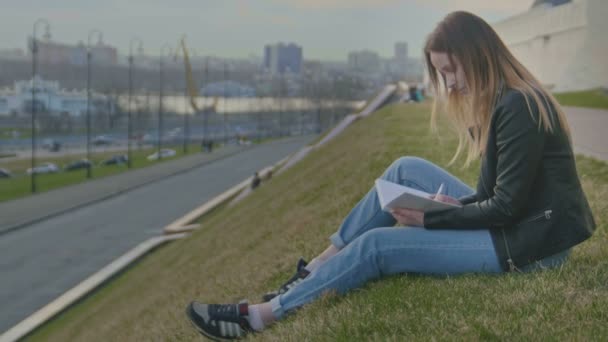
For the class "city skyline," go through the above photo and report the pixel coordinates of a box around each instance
[2,0,534,61]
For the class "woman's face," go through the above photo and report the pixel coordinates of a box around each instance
[430,51,468,95]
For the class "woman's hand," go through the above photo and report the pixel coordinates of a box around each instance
[390,208,425,227]
[430,194,461,205]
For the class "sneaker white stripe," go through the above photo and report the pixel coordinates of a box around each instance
[225,321,232,336]
[230,322,240,337]
[219,321,227,336]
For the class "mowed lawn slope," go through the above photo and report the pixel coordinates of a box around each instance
[29,102,607,341]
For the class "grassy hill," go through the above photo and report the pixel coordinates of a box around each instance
[29,102,607,341]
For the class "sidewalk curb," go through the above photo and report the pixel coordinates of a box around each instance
[0,146,249,237]
[0,233,188,342]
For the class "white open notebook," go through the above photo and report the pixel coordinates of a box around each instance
[375,179,462,213]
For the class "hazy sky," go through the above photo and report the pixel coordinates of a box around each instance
[2,0,534,60]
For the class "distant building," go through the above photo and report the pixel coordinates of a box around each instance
[264,43,303,74]
[348,50,381,73]
[27,30,118,66]
[394,42,408,62]
[0,48,26,62]
[392,42,409,77]
[493,0,608,91]
[0,76,109,117]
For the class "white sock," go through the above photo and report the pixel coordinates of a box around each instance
[304,257,324,273]
[247,305,265,332]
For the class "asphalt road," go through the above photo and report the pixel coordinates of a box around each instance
[0,135,316,333]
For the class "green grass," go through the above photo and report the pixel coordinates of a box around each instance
[0,153,17,159]
[554,88,608,110]
[0,143,210,203]
[0,127,32,139]
[27,102,607,341]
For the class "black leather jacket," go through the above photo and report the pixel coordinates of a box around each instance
[424,89,596,271]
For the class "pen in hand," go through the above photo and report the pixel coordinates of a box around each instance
[434,183,445,201]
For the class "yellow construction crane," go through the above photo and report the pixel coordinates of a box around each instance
[178,36,218,114]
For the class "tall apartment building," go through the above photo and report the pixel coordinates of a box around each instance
[263,42,303,74]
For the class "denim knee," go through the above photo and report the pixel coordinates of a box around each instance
[390,156,428,173]
[383,156,434,191]
[346,228,390,274]
[351,229,382,254]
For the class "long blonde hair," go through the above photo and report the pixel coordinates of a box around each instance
[424,11,571,166]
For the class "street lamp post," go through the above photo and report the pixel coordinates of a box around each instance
[30,18,50,193]
[86,29,102,179]
[256,96,261,141]
[183,74,189,154]
[203,58,209,144]
[186,48,198,154]
[158,44,173,161]
[128,37,143,168]
[331,75,338,126]
[175,43,194,155]
[316,76,322,134]
[223,62,228,144]
[278,75,283,137]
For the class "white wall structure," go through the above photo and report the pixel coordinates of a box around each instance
[0,77,109,117]
[493,0,608,92]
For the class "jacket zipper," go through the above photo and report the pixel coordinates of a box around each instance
[502,209,552,272]
[480,171,519,272]
[519,210,552,224]
[479,162,553,273]
[501,229,519,272]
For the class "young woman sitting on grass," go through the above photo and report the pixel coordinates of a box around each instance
[186,11,596,340]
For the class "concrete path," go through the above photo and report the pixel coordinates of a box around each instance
[0,135,316,333]
[564,106,608,162]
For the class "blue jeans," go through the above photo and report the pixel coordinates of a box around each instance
[269,157,569,318]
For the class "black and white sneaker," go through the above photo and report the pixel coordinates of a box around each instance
[186,301,253,341]
[262,258,310,302]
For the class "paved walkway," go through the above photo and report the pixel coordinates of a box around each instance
[564,106,608,162]
[0,144,247,234]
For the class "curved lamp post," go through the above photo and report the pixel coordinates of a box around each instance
[173,42,193,154]
[223,62,228,144]
[158,44,173,161]
[203,58,209,144]
[30,18,51,193]
[86,29,102,179]
[184,47,198,154]
[128,37,143,168]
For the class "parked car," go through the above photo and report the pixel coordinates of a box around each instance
[65,159,92,171]
[26,162,59,175]
[0,168,12,178]
[101,154,128,165]
[92,135,114,146]
[146,148,176,161]
[42,139,62,152]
